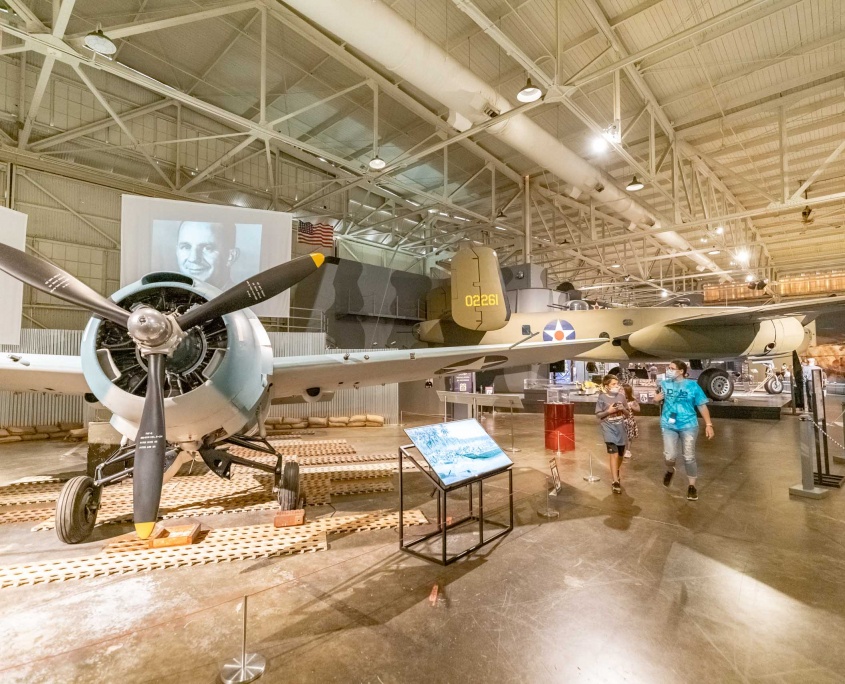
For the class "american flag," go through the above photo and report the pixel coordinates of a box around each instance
[297,220,334,248]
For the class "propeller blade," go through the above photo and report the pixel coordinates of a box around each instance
[0,243,129,327]
[177,253,325,330]
[132,353,167,539]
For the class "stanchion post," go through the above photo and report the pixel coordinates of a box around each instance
[507,399,520,453]
[789,413,829,499]
[219,595,267,684]
[583,449,600,483]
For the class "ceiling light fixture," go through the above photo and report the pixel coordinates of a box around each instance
[625,175,644,192]
[611,264,621,268]
[715,225,724,234]
[84,27,117,56]
[368,155,386,171]
[516,77,543,103]
[745,274,754,282]
[661,290,669,298]
[591,136,609,155]
[708,249,720,255]
[736,249,749,264]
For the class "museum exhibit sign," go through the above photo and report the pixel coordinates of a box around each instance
[399,419,514,564]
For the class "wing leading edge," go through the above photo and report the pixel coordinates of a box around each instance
[0,354,88,394]
[270,338,605,402]
[657,294,845,328]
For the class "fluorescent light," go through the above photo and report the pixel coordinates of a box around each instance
[708,249,720,255]
[516,78,543,103]
[611,264,621,268]
[495,226,506,231]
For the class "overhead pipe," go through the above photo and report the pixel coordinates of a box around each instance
[523,175,531,264]
[281,0,723,277]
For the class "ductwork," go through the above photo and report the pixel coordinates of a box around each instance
[280,0,724,277]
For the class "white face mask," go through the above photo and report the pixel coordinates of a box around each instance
[665,369,678,379]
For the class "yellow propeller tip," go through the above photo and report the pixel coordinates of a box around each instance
[135,522,156,540]
[310,253,325,268]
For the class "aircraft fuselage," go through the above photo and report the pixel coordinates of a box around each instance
[415,306,810,362]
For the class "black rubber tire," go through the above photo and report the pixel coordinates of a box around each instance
[55,476,100,544]
[698,369,734,401]
[765,376,784,394]
[277,461,300,511]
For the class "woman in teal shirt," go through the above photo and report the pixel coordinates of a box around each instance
[654,360,715,501]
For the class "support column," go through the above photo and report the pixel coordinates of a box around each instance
[523,174,531,263]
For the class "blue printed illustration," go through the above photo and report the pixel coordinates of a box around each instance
[404,419,512,486]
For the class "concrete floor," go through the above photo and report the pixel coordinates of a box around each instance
[2,406,845,683]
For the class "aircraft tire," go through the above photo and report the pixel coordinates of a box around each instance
[55,476,100,544]
[277,461,300,511]
[698,369,734,401]
[765,376,784,394]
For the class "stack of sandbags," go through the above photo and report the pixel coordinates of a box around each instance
[308,416,329,428]
[284,416,308,430]
[365,414,385,427]
[328,416,349,428]
[348,414,367,428]
[0,422,85,444]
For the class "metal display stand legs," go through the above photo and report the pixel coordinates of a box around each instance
[398,446,514,565]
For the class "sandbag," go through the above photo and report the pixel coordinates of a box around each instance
[350,414,367,424]
[347,422,366,428]
[308,416,329,427]
[365,415,385,425]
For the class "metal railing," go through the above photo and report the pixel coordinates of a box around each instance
[259,307,327,333]
[336,292,426,320]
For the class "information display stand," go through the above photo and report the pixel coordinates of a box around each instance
[400,419,515,565]
[398,443,514,566]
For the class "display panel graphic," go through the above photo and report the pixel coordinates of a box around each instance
[121,196,292,317]
[404,419,512,486]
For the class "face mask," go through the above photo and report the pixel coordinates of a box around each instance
[665,369,678,379]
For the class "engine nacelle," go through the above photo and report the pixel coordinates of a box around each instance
[80,275,273,446]
[627,317,807,359]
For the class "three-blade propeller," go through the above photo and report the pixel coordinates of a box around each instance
[0,245,326,538]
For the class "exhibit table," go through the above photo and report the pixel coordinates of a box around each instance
[437,390,524,420]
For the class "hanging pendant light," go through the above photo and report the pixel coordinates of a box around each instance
[517,77,542,103]
[626,175,644,192]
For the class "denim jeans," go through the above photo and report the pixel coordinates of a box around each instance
[662,426,699,478]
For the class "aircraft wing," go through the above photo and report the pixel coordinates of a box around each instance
[659,294,845,327]
[270,338,604,401]
[0,354,88,393]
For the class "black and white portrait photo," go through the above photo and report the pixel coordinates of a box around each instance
[150,220,262,290]
[121,196,292,317]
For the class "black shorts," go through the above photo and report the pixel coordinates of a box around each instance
[605,442,626,457]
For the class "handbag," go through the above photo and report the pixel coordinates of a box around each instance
[624,413,639,440]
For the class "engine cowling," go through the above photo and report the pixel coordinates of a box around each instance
[80,275,273,447]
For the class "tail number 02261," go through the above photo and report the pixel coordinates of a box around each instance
[465,293,499,307]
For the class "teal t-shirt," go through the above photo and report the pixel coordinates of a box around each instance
[659,377,708,431]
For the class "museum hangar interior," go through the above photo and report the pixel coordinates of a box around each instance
[0,0,845,682]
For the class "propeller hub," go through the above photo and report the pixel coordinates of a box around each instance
[127,307,171,346]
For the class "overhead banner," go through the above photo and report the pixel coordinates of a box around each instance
[120,196,292,317]
[0,207,26,345]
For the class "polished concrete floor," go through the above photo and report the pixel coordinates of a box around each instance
[2,405,845,683]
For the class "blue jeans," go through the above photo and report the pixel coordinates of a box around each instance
[662,426,699,478]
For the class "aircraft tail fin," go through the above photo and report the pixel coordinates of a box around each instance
[450,246,510,331]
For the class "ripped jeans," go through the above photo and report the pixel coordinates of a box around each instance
[662,426,699,478]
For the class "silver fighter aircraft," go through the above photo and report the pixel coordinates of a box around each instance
[0,245,602,543]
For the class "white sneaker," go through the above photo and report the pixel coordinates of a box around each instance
[623,450,632,459]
